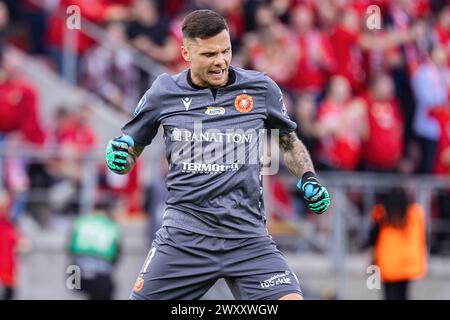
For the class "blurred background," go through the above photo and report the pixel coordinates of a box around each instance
[0,0,449,300]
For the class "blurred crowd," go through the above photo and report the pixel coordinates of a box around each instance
[0,0,447,171]
[0,1,449,236]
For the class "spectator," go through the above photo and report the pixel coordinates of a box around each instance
[287,4,335,96]
[214,0,245,49]
[429,102,450,176]
[46,0,129,74]
[267,175,297,221]
[411,45,449,173]
[22,0,47,55]
[312,76,367,171]
[69,195,121,300]
[48,105,96,216]
[81,19,140,113]
[429,102,450,254]
[59,105,96,162]
[126,0,180,92]
[22,107,73,228]
[314,0,339,32]
[161,0,185,19]
[364,187,427,300]
[361,74,404,171]
[385,0,433,73]
[0,48,47,224]
[434,6,449,63]
[48,106,72,145]
[103,158,143,217]
[240,3,298,87]
[166,11,190,72]
[0,190,19,300]
[0,49,46,145]
[329,3,414,93]
[294,93,317,154]
[127,0,179,66]
[384,0,425,146]
[329,8,366,92]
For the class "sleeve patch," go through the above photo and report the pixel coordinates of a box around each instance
[133,95,147,117]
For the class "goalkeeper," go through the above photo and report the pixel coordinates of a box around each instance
[106,9,330,300]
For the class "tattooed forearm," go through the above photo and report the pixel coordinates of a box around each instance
[122,144,145,174]
[278,132,315,178]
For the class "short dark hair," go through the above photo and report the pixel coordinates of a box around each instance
[378,187,409,228]
[182,9,228,40]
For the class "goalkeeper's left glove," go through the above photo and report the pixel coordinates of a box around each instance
[297,171,330,214]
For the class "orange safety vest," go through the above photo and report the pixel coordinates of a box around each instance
[373,203,427,282]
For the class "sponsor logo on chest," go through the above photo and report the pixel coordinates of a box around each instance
[205,106,225,116]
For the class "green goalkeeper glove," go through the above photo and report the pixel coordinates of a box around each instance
[297,172,330,214]
[105,135,134,174]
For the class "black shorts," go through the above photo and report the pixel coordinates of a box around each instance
[130,226,302,300]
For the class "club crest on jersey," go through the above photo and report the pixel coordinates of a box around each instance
[134,276,144,292]
[234,94,253,113]
[205,106,225,116]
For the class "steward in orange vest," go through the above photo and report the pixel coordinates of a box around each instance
[365,187,427,300]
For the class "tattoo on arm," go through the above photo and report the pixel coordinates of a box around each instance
[123,144,145,174]
[278,132,315,178]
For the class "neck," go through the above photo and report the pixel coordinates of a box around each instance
[192,75,211,88]
[195,74,228,88]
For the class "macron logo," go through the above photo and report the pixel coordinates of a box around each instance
[182,97,192,111]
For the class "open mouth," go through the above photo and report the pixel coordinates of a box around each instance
[208,69,225,80]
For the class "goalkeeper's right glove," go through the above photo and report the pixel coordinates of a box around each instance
[105,135,134,174]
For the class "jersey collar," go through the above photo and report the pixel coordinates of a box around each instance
[187,67,236,90]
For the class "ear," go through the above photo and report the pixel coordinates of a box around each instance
[181,45,190,62]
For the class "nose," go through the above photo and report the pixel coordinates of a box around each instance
[213,53,227,67]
